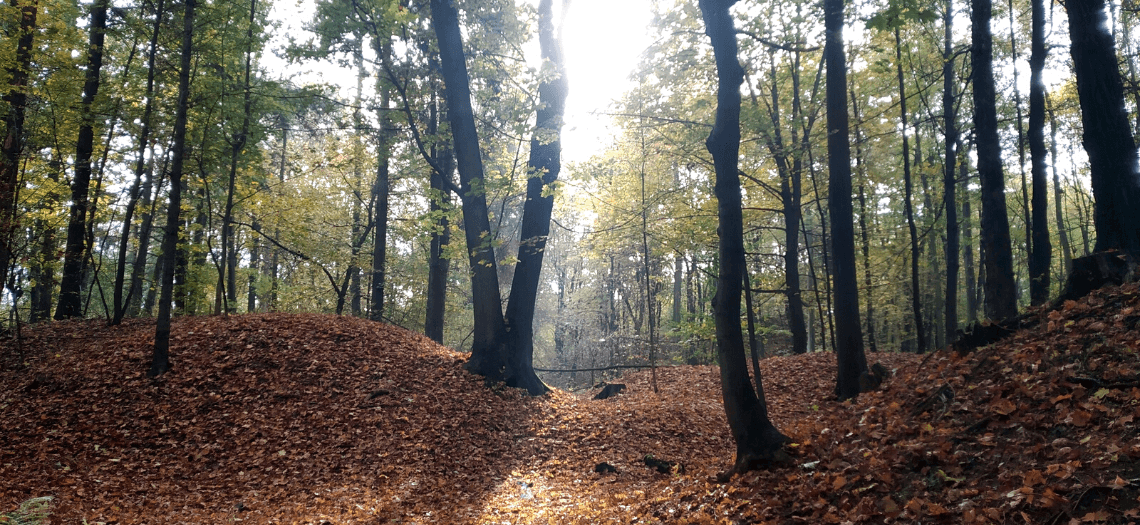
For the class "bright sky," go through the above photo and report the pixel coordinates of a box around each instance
[265,0,656,163]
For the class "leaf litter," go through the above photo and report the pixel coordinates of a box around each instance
[0,282,1138,524]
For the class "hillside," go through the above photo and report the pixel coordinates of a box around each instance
[1,283,1138,524]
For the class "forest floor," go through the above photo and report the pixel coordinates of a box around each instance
[2,285,1139,524]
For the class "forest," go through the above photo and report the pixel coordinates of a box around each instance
[2,0,1140,521]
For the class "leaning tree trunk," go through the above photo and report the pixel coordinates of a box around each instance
[57,0,110,319]
[501,0,566,396]
[827,0,869,399]
[1065,0,1140,255]
[150,0,195,377]
[1028,0,1051,304]
[430,0,511,379]
[971,0,1019,321]
[699,0,788,475]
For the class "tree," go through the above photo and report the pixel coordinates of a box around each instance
[56,0,110,319]
[0,0,38,294]
[698,0,788,474]
[1028,0,1051,304]
[826,0,868,398]
[502,0,568,395]
[970,0,1018,321]
[430,0,543,393]
[150,0,195,377]
[941,0,961,339]
[112,0,166,325]
[1064,0,1140,255]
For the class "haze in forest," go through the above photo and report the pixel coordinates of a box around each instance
[266,0,655,162]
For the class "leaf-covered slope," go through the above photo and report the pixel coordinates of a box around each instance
[2,279,1139,524]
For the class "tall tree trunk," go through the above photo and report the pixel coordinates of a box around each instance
[971,0,1019,321]
[150,0,195,377]
[1065,0,1140,255]
[827,0,868,398]
[895,27,926,353]
[961,162,978,323]
[1028,0,1051,304]
[501,0,566,395]
[1047,97,1073,277]
[0,0,38,294]
[942,0,960,341]
[424,100,452,342]
[57,0,110,319]
[431,0,511,380]
[129,148,164,317]
[114,0,165,324]
[699,0,788,474]
[216,0,257,315]
[851,88,878,353]
[247,221,259,311]
[370,52,393,321]
[1009,0,1031,304]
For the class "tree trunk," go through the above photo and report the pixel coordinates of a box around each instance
[1028,0,1051,304]
[0,0,38,294]
[699,0,788,474]
[828,0,868,398]
[895,27,926,353]
[151,0,195,377]
[501,0,567,391]
[369,54,392,321]
[247,221,259,312]
[1008,0,1032,306]
[942,0,960,341]
[1065,0,1140,255]
[971,0,1019,321]
[56,0,110,319]
[1047,97,1073,278]
[424,100,452,342]
[113,0,165,325]
[851,88,878,353]
[431,0,511,380]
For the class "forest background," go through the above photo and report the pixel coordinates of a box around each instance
[0,0,1135,391]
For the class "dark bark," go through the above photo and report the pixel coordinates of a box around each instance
[216,0,257,315]
[424,101,452,342]
[129,148,163,317]
[895,27,926,353]
[370,49,393,322]
[1009,0,1031,302]
[699,0,788,474]
[971,0,1019,321]
[501,0,566,395]
[1047,98,1073,277]
[851,88,878,353]
[247,220,259,312]
[962,163,978,324]
[0,0,38,292]
[761,62,808,356]
[827,0,868,399]
[1064,0,1140,255]
[430,0,510,380]
[1028,0,1051,305]
[942,0,960,341]
[56,0,110,319]
[150,0,195,378]
[113,0,165,325]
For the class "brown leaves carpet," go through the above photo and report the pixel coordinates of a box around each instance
[2,284,1139,523]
